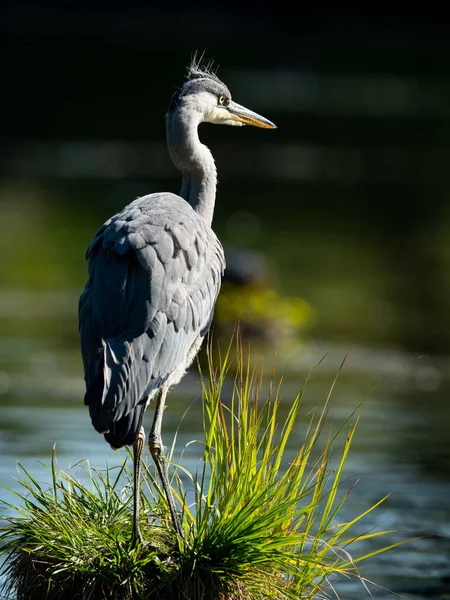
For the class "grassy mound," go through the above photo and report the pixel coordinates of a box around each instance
[0,341,405,599]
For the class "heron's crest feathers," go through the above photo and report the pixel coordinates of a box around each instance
[187,52,221,84]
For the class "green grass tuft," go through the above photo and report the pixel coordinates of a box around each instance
[1,338,408,599]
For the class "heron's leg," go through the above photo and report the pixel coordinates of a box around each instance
[149,387,183,539]
[131,426,145,546]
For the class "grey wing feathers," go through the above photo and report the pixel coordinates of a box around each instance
[78,193,225,447]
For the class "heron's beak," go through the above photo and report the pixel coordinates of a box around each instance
[226,101,277,129]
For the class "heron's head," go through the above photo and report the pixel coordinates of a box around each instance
[167,60,276,130]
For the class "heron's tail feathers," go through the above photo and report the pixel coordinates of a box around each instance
[103,401,147,448]
[84,337,159,447]
[101,337,145,418]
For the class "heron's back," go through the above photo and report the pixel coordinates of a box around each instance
[79,192,225,447]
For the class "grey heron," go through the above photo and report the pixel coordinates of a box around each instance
[78,59,276,545]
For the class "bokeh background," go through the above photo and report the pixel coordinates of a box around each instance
[1,6,450,598]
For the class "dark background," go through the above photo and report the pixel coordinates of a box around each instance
[1,8,450,597]
[2,6,450,354]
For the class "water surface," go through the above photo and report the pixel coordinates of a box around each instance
[1,332,449,599]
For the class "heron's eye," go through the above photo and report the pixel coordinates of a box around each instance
[218,95,228,106]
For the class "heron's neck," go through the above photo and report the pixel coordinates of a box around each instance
[166,111,217,226]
